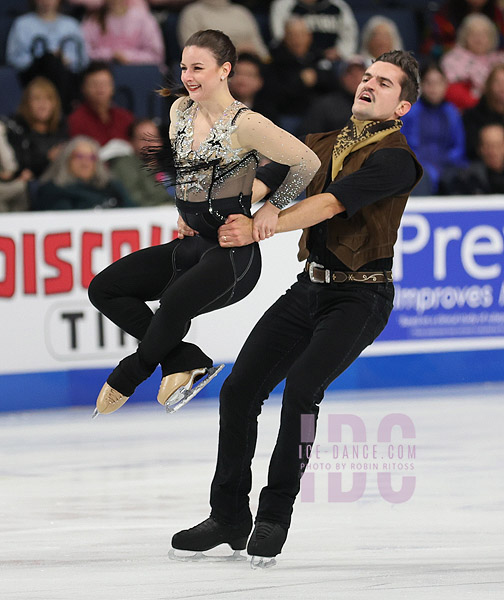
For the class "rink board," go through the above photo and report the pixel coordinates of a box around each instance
[1,199,504,412]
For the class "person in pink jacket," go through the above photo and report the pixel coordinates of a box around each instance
[440,13,504,110]
[81,0,165,66]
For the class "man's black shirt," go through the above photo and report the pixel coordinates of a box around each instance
[256,147,418,271]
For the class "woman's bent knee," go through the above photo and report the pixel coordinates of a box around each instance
[87,271,108,309]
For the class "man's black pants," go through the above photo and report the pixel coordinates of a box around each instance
[210,272,394,528]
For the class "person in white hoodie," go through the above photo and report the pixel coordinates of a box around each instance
[177,0,270,60]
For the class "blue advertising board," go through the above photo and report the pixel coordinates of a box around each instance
[373,198,504,354]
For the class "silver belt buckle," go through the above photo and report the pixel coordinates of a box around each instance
[308,262,330,284]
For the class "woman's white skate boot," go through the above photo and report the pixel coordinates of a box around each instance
[92,383,130,418]
[158,365,224,412]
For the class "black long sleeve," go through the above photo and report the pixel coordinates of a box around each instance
[255,161,290,194]
[326,148,418,218]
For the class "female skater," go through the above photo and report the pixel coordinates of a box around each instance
[88,29,320,416]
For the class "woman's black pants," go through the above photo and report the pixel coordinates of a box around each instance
[88,235,261,395]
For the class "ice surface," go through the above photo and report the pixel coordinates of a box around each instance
[1,385,503,599]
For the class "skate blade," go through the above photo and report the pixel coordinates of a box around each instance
[250,556,277,569]
[165,364,225,413]
[91,408,99,419]
[168,548,245,562]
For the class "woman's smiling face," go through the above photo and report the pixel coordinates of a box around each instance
[180,45,230,101]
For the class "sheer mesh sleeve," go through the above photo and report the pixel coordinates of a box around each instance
[235,112,321,209]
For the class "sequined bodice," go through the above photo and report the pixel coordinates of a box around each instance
[172,98,259,203]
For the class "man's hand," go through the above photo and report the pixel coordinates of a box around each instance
[177,215,198,238]
[252,201,280,242]
[218,214,254,247]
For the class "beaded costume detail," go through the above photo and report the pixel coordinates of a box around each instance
[170,97,320,211]
[173,99,258,203]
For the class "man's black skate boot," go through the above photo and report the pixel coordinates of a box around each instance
[247,521,288,567]
[172,516,252,552]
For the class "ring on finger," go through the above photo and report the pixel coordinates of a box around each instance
[223,235,227,242]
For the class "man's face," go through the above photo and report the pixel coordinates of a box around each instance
[352,61,411,121]
[283,20,312,57]
[341,64,365,95]
[131,121,159,156]
[490,68,504,107]
[82,70,115,107]
[479,125,504,171]
[421,68,447,106]
[229,61,263,100]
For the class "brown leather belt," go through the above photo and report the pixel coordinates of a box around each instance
[305,261,393,284]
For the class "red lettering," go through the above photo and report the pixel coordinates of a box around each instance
[23,233,37,294]
[111,230,140,262]
[0,236,15,298]
[44,232,73,294]
[81,232,103,289]
[151,226,162,247]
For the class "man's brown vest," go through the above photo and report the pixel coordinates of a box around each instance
[298,129,423,270]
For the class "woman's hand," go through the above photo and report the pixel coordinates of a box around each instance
[252,201,280,242]
[177,215,198,239]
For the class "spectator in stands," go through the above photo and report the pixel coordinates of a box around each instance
[81,0,165,67]
[463,63,504,159]
[34,135,135,209]
[6,0,88,75]
[5,76,68,180]
[107,119,174,206]
[440,123,504,194]
[67,0,194,9]
[68,61,135,146]
[177,1,269,60]
[270,17,338,134]
[0,121,31,212]
[270,0,358,61]
[299,54,365,136]
[67,0,146,12]
[422,0,504,58]
[146,0,198,10]
[401,63,467,195]
[228,52,278,123]
[6,0,89,112]
[440,14,504,111]
[359,16,403,66]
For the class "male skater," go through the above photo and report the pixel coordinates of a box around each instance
[172,50,423,564]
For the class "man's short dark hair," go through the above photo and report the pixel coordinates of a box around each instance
[81,61,113,84]
[236,52,264,77]
[374,50,420,104]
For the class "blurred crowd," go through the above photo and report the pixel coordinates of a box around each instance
[2,0,504,212]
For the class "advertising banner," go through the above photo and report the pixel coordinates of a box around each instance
[372,197,504,356]
[1,198,503,381]
[0,206,301,376]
